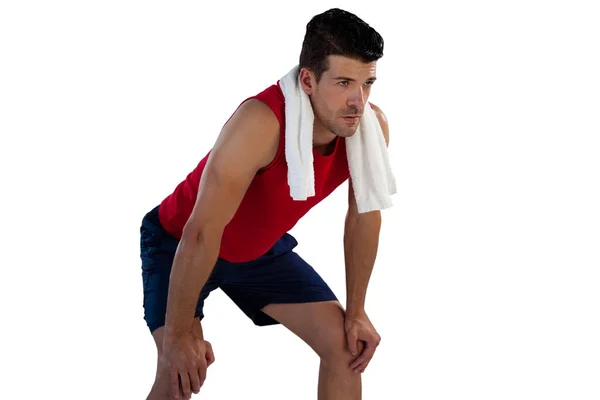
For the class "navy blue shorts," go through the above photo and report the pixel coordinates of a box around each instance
[140,205,338,333]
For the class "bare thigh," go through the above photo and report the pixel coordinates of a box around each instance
[261,300,363,364]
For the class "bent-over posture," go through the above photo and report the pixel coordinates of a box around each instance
[140,8,391,400]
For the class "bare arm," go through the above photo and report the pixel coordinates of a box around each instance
[344,103,390,372]
[164,99,280,337]
[344,103,389,316]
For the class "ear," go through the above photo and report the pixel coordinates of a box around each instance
[299,67,316,96]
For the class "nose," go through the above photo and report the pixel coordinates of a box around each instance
[347,86,365,109]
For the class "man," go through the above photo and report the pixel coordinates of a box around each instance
[140,8,390,400]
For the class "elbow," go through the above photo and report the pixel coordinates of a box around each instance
[181,220,225,251]
[346,209,381,223]
[345,210,382,235]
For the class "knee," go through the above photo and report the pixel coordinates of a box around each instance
[318,331,365,370]
[147,375,171,400]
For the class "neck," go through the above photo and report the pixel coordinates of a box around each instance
[312,123,338,156]
[312,117,336,148]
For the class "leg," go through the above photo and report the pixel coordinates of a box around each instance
[261,301,364,400]
[217,233,359,399]
[140,205,221,399]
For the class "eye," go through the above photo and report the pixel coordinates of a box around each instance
[339,80,350,86]
[365,81,375,86]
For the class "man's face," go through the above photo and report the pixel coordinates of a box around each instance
[304,55,377,138]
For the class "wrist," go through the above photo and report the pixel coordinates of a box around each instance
[345,306,366,318]
[163,323,191,341]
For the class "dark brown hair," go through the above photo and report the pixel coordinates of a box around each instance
[299,8,384,82]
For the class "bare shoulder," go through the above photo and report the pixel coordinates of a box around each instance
[183,98,281,235]
[368,102,389,147]
[228,98,279,128]
[216,99,280,147]
[211,98,281,169]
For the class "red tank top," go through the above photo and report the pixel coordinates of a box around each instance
[158,82,350,262]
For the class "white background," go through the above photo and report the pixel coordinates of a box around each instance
[1,0,599,399]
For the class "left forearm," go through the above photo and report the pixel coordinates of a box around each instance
[344,210,382,315]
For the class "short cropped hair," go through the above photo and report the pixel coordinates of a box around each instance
[299,8,384,82]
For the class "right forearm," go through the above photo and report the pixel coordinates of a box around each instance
[164,230,221,337]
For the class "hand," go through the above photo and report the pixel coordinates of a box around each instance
[344,311,381,373]
[162,330,215,400]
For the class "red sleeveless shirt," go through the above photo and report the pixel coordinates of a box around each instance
[158,82,350,262]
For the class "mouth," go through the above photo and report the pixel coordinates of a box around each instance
[343,115,361,122]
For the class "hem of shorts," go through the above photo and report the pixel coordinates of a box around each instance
[252,294,339,326]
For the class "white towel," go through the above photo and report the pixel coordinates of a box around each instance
[279,65,397,214]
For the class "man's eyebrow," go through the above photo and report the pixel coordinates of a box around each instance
[332,76,377,81]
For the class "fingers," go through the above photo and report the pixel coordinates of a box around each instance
[188,368,201,395]
[197,366,206,389]
[349,333,381,373]
[205,341,216,367]
[188,355,207,396]
[349,342,375,372]
[179,370,191,399]
[170,368,182,400]
[346,329,359,356]
[198,359,208,389]
[176,340,212,400]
